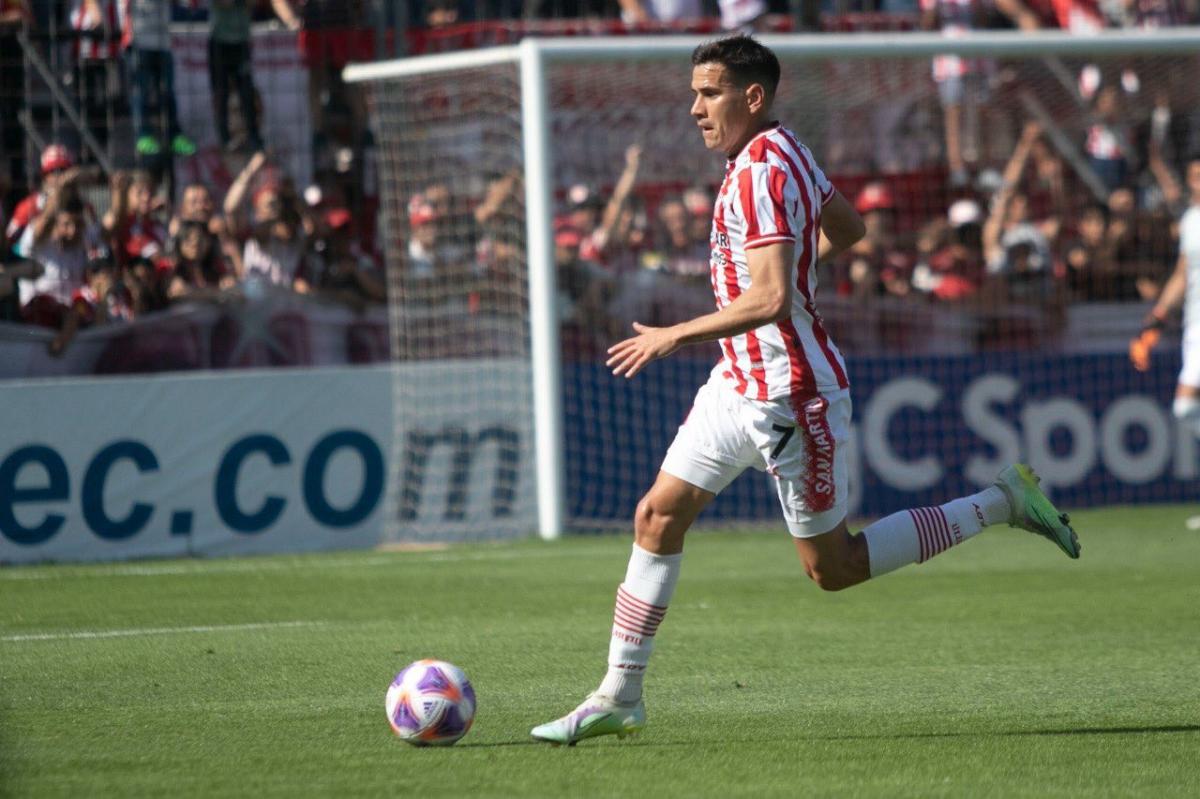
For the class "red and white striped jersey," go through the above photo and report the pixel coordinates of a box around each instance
[708,122,850,410]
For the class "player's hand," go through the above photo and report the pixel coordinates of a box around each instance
[606,322,680,379]
[1129,327,1161,372]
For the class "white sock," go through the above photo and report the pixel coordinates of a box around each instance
[862,487,1010,578]
[597,543,682,704]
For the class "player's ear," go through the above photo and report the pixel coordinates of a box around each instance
[745,83,767,115]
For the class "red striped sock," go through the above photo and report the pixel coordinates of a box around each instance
[863,495,990,577]
[597,545,681,703]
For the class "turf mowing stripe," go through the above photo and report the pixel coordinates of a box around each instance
[0,620,326,643]
[0,545,619,581]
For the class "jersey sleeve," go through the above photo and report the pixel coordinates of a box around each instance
[810,158,836,206]
[738,162,800,250]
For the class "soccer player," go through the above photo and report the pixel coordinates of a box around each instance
[1129,155,1200,528]
[530,36,1081,747]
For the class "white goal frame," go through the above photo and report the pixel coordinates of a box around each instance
[344,28,1200,541]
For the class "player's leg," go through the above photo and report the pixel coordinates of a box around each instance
[767,392,1078,590]
[792,465,1079,589]
[598,471,712,699]
[1173,383,1200,437]
[531,383,749,745]
[1170,329,1200,436]
[1172,341,1200,528]
[529,473,715,745]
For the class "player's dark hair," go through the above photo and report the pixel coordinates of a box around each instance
[691,35,781,100]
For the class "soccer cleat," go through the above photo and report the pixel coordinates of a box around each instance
[530,693,645,746]
[994,464,1081,559]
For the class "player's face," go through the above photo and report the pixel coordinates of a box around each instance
[690,64,758,157]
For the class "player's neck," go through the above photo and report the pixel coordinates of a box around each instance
[724,119,779,160]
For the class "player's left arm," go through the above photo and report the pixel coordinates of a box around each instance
[1130,252,1188,371]
[606,241,793,378]
[816,190,866,261]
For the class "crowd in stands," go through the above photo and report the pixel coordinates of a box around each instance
[1,0,1199,369]
[0,141,385,358]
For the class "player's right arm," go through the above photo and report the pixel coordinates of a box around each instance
[1130,252,1187,371]
[606,241,793,378]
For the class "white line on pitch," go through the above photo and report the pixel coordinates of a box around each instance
[0,620,326,643]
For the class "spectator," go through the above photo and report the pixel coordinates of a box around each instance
[554,225,610,337]
[419,179,476,269]
[170,181,241,275]
[6,145,85,249]
[208,0,300,154]
[556,182,607,264]
[224,151,313,291]
[0,0,30,186]
[555,145,644,268]
[312,206,385,309]
[921,0,1039,187]
[125,254,170,313]
[474,223,525,315]
[681,184,712,244]
[118,0,196,158]
[1062,201,1126,299]
[472,169,526,311]
[831,182,916,299]
[473,170,521,233]
[1084,83,1134,193]
[609,194,712,331]
[717,0,767,31]
[424,0,460,27]
[102,169,168,268]
[912,199,986,300]
[982,122,1057,284]
[591,144,645,267]
[17,187,102,328]
[1106,184,1174,300]
[166,220,234,301]
[297,0,371,158]
[69,0,120,148]
[404,190,472,307]
[617,0,703,25]
[646,195,709,279]
[49,255,135,356]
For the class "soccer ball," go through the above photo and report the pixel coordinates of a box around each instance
[385,659,476,746]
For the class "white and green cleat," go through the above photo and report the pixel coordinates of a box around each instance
[994,464,1081,559]
[530,694,645,746]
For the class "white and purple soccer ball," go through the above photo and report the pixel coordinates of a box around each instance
[385,659,476,746]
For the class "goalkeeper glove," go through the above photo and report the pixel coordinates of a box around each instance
[1129,314,1165,372]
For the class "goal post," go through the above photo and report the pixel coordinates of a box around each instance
[346,29,1200,544]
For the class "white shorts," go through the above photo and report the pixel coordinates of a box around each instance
[661,381,852,538]
[1180,325,1200,389]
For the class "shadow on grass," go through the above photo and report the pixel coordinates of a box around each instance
[444,724,1200,751]
[616,723,1200,749]
[825,724,1200,741]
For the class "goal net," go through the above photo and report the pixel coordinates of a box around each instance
[347,31,1200,542]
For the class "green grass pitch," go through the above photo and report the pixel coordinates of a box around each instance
[3,505,1199,797]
